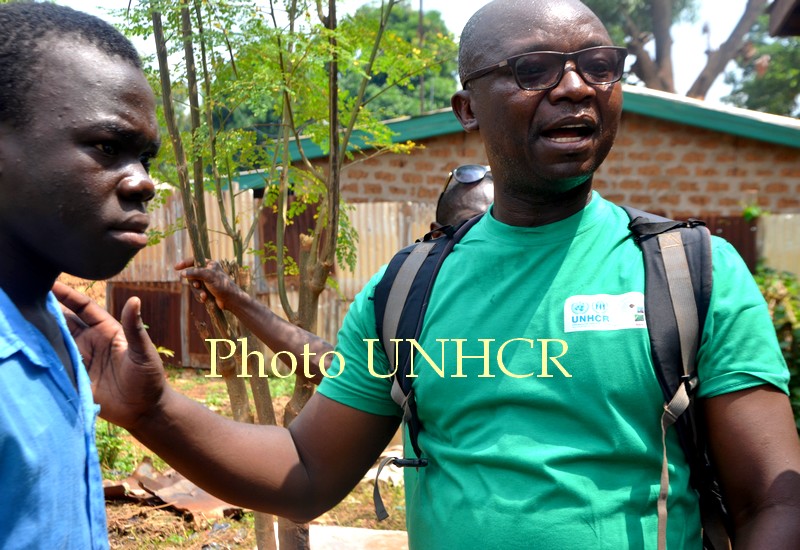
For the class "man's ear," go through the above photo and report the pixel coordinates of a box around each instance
[451,90,479,132]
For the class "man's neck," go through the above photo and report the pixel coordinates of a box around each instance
[491,181,593,227]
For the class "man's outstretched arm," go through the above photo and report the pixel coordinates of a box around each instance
[705,385,800,548]
[53,282,399,522]
[175,259,333,384]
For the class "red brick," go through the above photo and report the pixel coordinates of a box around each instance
[688,195,710,206]
[706,182,730,193]
[402,173,424,184]
[697,138,719,149]
[739,183,760,193]
[389,158,408,168]
[715,154,736,163]
[774,150,798,163]
[629,151,652,161]
[765,182,790,194]
[718,197,740,207]
[726,167,747,177]
[389,186,408,196]
[678,181,699,192]
[374,171,397,182]
[341,183,359,195]
[414,161,435,172]
[616,135,635,147]
[777,197,800,209]
[669,135,692,146]
[637,165,661,176]
[642,136,663,147]
[695,167,719,177]
[654,152,675,162]
[620,180,643,190]
[647,180,671,191]
[608,165,633,175]
[363,183,383,195]
[779,168,800,178]
[417,187,440,200]
[682,152,706,163]
[346,168,369,180]
[666,166,690,177]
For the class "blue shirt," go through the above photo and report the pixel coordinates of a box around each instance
[0,289,108,549]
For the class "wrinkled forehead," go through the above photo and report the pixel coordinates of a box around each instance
[460,0,610,73]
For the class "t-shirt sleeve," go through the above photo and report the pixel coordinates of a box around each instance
[317,267,403,417]
[696,238,790,398]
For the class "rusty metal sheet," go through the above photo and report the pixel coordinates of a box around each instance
[104,457,242,520]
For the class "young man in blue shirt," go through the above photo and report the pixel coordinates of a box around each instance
[0,3,159,547]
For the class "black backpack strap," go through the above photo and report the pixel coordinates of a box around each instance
[623,206,730,549]
[371,214,483,520]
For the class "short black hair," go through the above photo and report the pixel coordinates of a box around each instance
[0,2,142,127]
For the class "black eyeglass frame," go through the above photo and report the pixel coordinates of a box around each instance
[461,46,628,91]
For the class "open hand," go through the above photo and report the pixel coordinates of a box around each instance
[53,282,166,431]
[175,258,245,312]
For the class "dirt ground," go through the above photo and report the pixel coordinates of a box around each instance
[104,368,407,549]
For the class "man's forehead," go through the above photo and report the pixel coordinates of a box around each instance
[466,0,608,60]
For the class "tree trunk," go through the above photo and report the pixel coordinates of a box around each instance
[686,0,769,99]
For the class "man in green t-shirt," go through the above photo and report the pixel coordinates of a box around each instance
[57,0,800,548]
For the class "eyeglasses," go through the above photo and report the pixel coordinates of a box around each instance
[461,46,628,91]
[442,164,491,195]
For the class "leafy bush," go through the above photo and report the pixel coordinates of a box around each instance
[95,419,138,477]
[753,263,800,430]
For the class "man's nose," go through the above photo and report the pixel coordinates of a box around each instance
[548,61,596,102]
[118,163,156,203]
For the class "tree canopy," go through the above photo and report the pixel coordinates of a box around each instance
[724,15,800,117]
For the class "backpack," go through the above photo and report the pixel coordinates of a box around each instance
[370,206,732,550]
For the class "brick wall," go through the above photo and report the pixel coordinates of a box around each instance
[334,110,800,219]
[338,131,487,203]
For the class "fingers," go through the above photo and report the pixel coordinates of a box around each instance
[120,297,161,366]
[175,258,195,271]
[52,281,110,327]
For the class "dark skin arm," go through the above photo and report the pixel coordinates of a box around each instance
[175,259,331,385]
[53,282,399,522]
[704,385,800,548]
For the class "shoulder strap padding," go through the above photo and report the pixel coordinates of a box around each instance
[622,206,712,401]
[372,213,483,460]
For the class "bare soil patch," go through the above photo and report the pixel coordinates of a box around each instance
[105,368,406,548]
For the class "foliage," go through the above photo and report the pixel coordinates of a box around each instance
[753,263,800,430]
[339,0,458,119]
[723,16,800,117]
[96,419,168,478]
[584,0,697,49]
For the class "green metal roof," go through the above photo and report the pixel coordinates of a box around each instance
[237,85,800,190]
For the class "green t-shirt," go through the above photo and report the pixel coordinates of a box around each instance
[318,192,789,549]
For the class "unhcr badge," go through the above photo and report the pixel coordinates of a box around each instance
[563,292,647,333]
